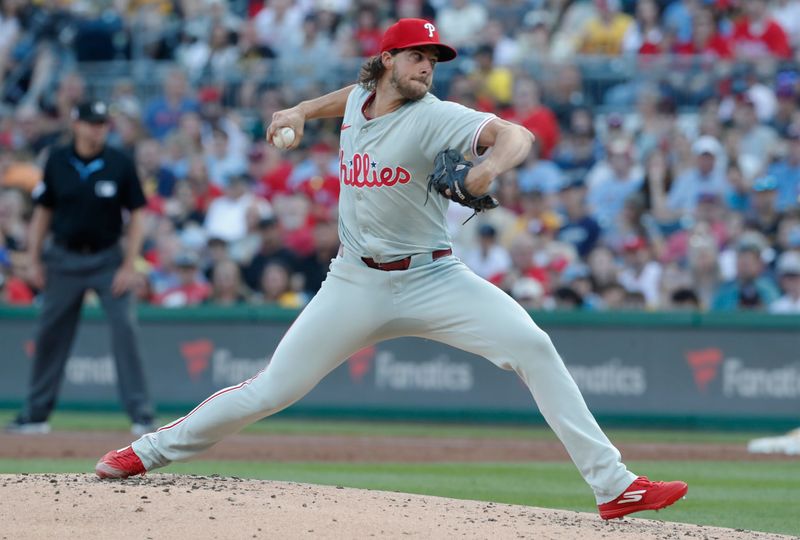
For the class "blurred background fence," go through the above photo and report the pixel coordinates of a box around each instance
[2,306,798,429]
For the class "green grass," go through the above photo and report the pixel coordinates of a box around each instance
[3,410,795,534]
[0,458,797,536]
[0,409,772,444]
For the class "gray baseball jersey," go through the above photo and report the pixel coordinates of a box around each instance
[131,84,637,505]
[337,85,495,261]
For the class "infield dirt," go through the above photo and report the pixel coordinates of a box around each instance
[1,430,795,462]
[1,473,793,540]
[1,431,794,539]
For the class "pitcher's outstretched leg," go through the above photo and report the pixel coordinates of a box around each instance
[408,258,687,516]
[96,257,392,477]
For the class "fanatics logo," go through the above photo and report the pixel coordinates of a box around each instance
[180,339,214,380]
[348,346,376,382]
[685,348,723,391]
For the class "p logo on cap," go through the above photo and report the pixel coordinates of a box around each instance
[379,18,457,62]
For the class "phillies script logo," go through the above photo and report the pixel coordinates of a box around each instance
[685,348,723,391]
[348,346,376,382]
[180,339,214,381]
[340,150,411,188]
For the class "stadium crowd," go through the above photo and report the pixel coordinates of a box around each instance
[1,0,800,313]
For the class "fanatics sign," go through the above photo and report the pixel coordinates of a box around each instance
[0,313,798,423]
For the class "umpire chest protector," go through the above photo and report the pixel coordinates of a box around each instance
[36,145,145,252]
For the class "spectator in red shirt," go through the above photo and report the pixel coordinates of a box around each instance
[622,0,668,55]
[289,142,340,220]
[1,273,34,305]
[0,250,33,305]
[353,6,383,57]
[674,6,732,59]
[731,0,792,59]
[153,251,211,307]
[503,77,560,160]
[185,155,223,217]
[273,193,316,257]
[248,142,293,201]
[490,232,550,293]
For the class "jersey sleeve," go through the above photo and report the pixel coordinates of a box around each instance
[418,99,496,162]
[33,152,57,208]
[122,155,147,210]
[346,85,370,120]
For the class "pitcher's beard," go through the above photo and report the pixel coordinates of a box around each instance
[390,69,431,101]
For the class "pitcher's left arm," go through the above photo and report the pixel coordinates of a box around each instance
[465,119,534,196]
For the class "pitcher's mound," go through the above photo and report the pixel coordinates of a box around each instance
[0,474,789,539]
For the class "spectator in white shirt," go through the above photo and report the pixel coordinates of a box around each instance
[770,251,800,313]
[586,139,644,234]
[435,0,488,52]
[206,127,247,188]
[618,236,663,309]
[253,0,305,51]
[667,136,729,217]
[771,0,800,47]
[204,174,272,244]
[511,277,546,310]
[463,224,512,280]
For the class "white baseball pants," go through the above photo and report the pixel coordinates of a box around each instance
[132,254,636,503]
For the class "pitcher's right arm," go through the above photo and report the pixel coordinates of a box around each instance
[266,84,357,150]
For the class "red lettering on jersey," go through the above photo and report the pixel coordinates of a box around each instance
[339,149,349,186]
[361,153,372,187]
[352,154,363,187]
[379,167,394,186]
[339,152,412,189]
[396,167,411,184]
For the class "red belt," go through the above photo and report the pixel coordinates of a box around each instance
[361,248,452,271]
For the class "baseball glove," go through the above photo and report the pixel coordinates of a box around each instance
[426,149,499,217]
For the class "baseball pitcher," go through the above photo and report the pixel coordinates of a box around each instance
[96,19,687,520]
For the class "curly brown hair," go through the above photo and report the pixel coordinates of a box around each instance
[357,55,384,91]
[357,50,399,91]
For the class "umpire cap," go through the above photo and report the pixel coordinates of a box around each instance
[72,100,110,124]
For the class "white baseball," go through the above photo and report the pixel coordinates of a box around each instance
[272,127,295,149]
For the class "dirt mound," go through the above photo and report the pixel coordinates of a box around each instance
[0,474,790,540]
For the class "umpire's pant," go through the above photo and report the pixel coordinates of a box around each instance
[21,243,154,424]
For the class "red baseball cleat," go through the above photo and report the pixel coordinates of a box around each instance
[598,476,688,520]
[95,446,147,479]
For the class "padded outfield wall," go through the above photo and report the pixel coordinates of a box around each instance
[1,306,798,429]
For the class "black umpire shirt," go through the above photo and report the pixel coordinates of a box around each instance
[35,144,147,252]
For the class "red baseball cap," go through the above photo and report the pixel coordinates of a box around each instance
[380,18,457,62]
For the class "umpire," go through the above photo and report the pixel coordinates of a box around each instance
[6,100,155,435]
